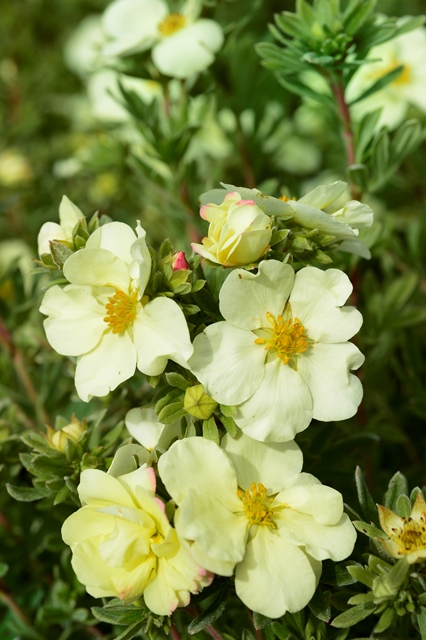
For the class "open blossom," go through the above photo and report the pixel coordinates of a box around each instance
[102,0,224,79]
[201,181,373,259]
[62,464,211,615]
[189,260,364,442]
[159,433,356,618]
[37,196,84,257]
[347,27,426,130]
[40,221,193,401]
[191,191,272,267]
[377,491,426,564]
[125,406,181,452]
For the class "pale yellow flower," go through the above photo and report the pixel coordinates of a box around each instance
[377,491,426,563]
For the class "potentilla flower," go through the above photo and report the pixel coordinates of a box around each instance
[37,196,84,257]
[102,0,224,79]
[159,433,356,618]
[189,260,364,441]
[201,181,373,259]
[191,191,272,267]
[377,491,426,564]
[347,27,426,130]
[125,406,181,452]
[61,464,211,614]
[40,221,193,401]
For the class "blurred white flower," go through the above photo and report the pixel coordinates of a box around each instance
[102,0,224,78]
[347,27,426,129]
[0,148,33,187]
[64,15,108,76]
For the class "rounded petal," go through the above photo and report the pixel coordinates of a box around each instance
[41,284,105,356]
[131,225,152,293]
[299,181,348,210]
[290,267,363,343]
[59,195,84,232]
[221,431,303,493]
[125,407,166,451]
[235,527,320,617]
[219,260,294,330]
[152,20,223,78]
[86,221,137,266]
[62,506,115,548]
[158,437,239,509]
[37,222,68,256]
[102,0,166,56]
[78,468,136,508]
[64,247,130,291]
[277,474,343,525]
[290,200,355,238]
[189,322,266,405]
[75,330,137,401]
[133,297,193,376]
[296,342,364,422]
[236,359,313,442]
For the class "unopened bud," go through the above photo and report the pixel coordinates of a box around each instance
[46,417,85,453]
[172,251,189,271]
[184,384,218,419]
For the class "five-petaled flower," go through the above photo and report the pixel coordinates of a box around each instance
[159,432,356,618]
[189,259,364,442]
[377,491,426,564]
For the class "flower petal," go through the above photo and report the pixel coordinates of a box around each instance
[59,195,84,232]
[236,359,313,442]
[299,181,348,210]
[125,407,166,451]
[152,20,223,79]
[296,342,364,422]
[189,322,266,405]
[235,527,320,617]
[64,247,130,291]
[221,431,303,493]
[37,222,68,256]
[78,468,136,508]
[290,267,363,343]
[219,260,294,330]
[133,297,193,376]
[102,0,166,56]
[131,224,152,292]
[62,506,115,548]
[75,330,137,401]
[86,221,137,266]
[41,284,105,356]
[277,473,343,524]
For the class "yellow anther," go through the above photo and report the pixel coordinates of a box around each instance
[279,195,297,202]
[158,13,186,36]
[254,312,311,365]
[103,289,138,334]
[392,517,426,555]
[237,482,278,528]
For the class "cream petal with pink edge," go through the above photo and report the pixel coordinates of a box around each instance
[41,285,105,356]
[152,20,223,79]
[296,342,364,422]
[235,527,320,618]
[221,431,303,494]
[86,221,137,266]
[236,358,312,442]
[75,329,137,401]
[78,469,137,508]
[63,248,130,291]
[133,297,193,376]
[289,267,363,343]
[102,0,166,57]
[158,437,240,509]
[219,260,294,330]
[116,465,156,499]
[189,322,266,405]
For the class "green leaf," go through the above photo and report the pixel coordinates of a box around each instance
[155,389,183,415]
[91,605,149,626]
[253,612,273,630]
[321,561,358,586]
[308,586,331,622]
[49,240,73,268]
[188,584,229,634]
[346,565,375,588]
[6,484,50,502]
[157,401,186,425]
[203,417,220,444]
[392,15,426,39]
[158,238,173,259]
[354,108,382,162]
[384,272,418,314]
[374,607,395,634]
[220,404,238,418]
[396,494,411,519]
[20,432,51,452]
[417,607,426,640]
[220,414,238,438]
[276,73,334,107]
[191,279,206,293]
[391,119,423,164]
[0,562,9,577]
[165,372,191,391]
[54,484,70,505]
[386,558,409,591]
[113,621,145,640]
[146,374,162,388]
[371,129,390,181]
[347,164,369,191]
[384,472,409,512]
[353,521,387,540]
[355,466,379,526]
[331,602,376,628]
[270,622,292,640]
[347,592,375,605]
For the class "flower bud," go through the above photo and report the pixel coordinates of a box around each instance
[172,251,190,271]
[192,191,272,267]
[184,384,218,419]
[46,417,85,453]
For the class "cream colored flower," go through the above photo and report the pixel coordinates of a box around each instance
[40,221,193,401]
[102,0,224,79]
[159,433,356,618]
[37,196,84,257]
[125,407,181,452]
[189,260,364,442]
[62,464,211,614]
[377,492,426,564]
[347,27,426,129]
[192,191,272,267]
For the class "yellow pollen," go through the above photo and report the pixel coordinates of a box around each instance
[254,312,311,365]
[392,516,426,555]
[237,482,278,528]
[158,13,186,36]
[280,195,297,202]
[103,289,138,334]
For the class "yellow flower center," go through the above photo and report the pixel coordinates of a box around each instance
[369,57,412,87]
[280,195,297,202]
[158,13,186,36]
[237,482,278,528]
[392,516,426,554]
[254,312,311,365]
[104,289,138,334]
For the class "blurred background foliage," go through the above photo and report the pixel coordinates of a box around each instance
[1,0,426,638]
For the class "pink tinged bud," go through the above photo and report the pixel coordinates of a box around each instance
[237,199,255,206]
[200,205,209,220]
[224,191,239,201]
[172,251,190,271]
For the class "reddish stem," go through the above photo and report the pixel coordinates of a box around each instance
[330,76,360,200]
